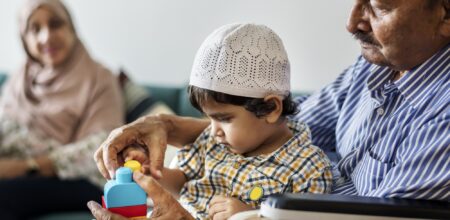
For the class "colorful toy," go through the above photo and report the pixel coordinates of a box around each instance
[102,160,147,218]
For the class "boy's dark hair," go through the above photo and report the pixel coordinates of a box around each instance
[188,85,298,118]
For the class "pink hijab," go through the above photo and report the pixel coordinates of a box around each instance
[0,0,124,144]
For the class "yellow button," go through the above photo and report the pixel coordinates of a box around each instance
[249,186,264,201]
[124,160,141,172]
[233,162,240,169]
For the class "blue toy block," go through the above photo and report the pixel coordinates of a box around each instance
[104,167,147,208]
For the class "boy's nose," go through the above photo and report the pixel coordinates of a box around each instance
[211,122,224,137]
[215,129,225,137]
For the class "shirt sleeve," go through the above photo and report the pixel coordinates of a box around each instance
[177,128,211,181]
[293,57,362,152]
[366,117,450,200]
[291,149,334,194]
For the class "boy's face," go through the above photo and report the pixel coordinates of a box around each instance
[202,99,276,155]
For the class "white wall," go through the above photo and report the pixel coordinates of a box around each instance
[0,0,360,92]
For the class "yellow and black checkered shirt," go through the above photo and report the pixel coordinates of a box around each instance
[177,119,333,219]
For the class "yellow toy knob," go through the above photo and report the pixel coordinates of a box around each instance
[124,160,141,172]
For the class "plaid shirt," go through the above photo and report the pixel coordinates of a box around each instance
[177,119,333,219]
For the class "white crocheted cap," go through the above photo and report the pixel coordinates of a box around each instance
[189,23,290,98]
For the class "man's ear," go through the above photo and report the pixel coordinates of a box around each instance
[263,95,284,124]
[440,0,450,36]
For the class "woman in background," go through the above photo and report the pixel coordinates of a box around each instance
[0,0,124,218]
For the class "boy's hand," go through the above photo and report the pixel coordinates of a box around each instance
[208,195,254,220]
[121,144,148,163]
[120,145,150,174]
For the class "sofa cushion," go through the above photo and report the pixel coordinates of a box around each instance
[119,71,174,122]
[144,85,180,114]
[178,85,203,118]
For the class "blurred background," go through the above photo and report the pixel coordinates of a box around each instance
[0,0,360,92]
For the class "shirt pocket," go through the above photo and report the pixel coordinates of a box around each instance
[351,151,393,195]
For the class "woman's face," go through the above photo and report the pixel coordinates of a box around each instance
[24,6,75,67]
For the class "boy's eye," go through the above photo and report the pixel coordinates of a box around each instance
[213,116,232,123]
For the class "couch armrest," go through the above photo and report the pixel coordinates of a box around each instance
[259,193,449,220]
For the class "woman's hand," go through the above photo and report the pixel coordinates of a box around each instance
[0,156,55,179]
[208,196,254,220]
[87,171,194,220]
[0,158,28,179]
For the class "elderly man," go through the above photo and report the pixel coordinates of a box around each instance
[89,0,450,219]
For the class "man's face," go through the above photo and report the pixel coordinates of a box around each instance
[346,0,450,70]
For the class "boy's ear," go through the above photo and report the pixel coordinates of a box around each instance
[263,95,284,124]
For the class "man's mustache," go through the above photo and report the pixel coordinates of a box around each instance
[353,31,380,46]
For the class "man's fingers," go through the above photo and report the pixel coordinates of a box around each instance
[143,131,167,179]
[104,143,120,179]
[94,147,110,179]
[133,172,177,212]
[87,201,127,220]
[103,127,137,178]
[133,171,162,196]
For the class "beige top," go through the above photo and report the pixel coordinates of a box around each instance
[0,0,124,186]
[2,0,124,144]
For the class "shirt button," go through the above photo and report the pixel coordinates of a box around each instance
[377,108,385,115]
[233,162,240,169]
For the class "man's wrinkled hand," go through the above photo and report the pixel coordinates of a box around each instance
[94,114,170,180]
[87,201,135,220]
[88,171,194,220]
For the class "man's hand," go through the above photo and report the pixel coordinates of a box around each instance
[94,114,210,180]
[94,114,171,180]
[87,201,131,220]
[0,158,28,179]
[88,171,194,220]
[209,196,254,220]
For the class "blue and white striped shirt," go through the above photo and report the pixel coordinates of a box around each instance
[294,45,449,200]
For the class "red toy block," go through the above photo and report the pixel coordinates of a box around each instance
[102,196,146,218]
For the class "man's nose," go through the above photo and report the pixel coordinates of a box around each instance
[346,2,371,34]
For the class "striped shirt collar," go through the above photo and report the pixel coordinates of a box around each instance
[366,44,449,108]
